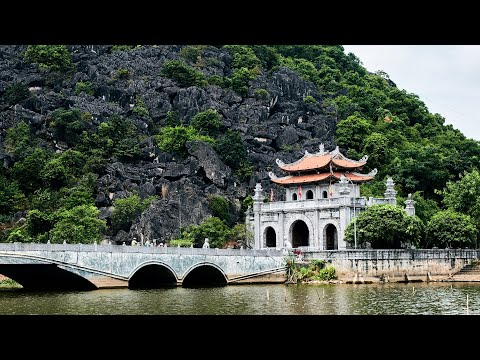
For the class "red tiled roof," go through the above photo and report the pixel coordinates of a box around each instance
[279,155,331,172]
[271,171,374,185]
[278,149,366,172]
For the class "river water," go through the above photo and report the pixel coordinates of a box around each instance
[0,282,479,315]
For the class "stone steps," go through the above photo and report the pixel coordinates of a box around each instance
[452,263,480,281]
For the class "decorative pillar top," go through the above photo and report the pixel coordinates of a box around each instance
[405,193,416,216]
[253,183,264,201]
[384,176,397,199]
[338,175,351,196]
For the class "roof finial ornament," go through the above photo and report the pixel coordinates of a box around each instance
[268,171,278,179]
[367,168,378,177]
[304,149,310,156]
[319,143,326,154]
[275,158,285,167]
[359,155,369,162]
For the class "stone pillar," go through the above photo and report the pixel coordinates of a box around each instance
[244,207,254,248]
[405,193,416,216]
[338,175,351,250]
[253,183,263,249]
[278,212,284,248]
[384,176,397,205]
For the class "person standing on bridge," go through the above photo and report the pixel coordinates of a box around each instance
[202,238,210,248]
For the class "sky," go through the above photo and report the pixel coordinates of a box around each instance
[342,45,480,141]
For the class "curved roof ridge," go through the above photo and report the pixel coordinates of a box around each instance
[277,144,368,172]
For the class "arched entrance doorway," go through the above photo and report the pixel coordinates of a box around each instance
[265,227,276,247]
[325,224,338,250]
[291,220,309,248]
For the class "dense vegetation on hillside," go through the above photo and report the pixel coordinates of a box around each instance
[1,45,479,248]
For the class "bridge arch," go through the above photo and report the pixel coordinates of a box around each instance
[128,261,178,289]
[182,262,228,287]
[0,263,97,291]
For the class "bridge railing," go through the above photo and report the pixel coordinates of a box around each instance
[0,242,285,257]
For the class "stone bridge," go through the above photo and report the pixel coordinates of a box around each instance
[0,243,287,290]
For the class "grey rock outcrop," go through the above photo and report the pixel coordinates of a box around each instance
[0,45,338,244]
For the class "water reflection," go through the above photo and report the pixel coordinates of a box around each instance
[0,282,478,315]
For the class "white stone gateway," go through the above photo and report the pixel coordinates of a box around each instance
[246,144,412,250]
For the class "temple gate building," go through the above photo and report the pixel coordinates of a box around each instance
[246,144,414,250]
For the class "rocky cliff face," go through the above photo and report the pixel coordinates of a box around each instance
[0,45,337,243]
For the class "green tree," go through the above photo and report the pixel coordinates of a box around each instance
[132,95,149,118]
[440,169,480,236]
[208,195,229,223]
[74,81,94,96]
[344,204,424,249]
[223,45,261,70]
[41,150,86,189]
[0,175,27,216]
[160,60,207,87]
[362,132,391,172]
[215,130,249,170]
[7,227,30,243]
[49,205,106,244]
[25,209,54,239]
[190,109,222,136]
[90,115,140,160]
[60,174,96,210]
[12,147,50,194]
[389,144,450,199]
[50,108,91,147]
[425,210,477,249]
[110,194,157,234]
[180,216,233,248]
[335,114,373,153]
[4,82,30,105]
[4,121,34,161]
[163,110,181,127]
[23,45,72,72]
[229,67,255,96]
[155,125,215,157]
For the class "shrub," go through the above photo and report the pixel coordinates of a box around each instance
[303,95,317,105]
[49,205,106,244]
[4,82,30,105]
[235,162,254,181]
[208,195,229,223]
[164,110,181,127]
[4,120,34,160]
[215,129,248,169]
[111,45,135,52]
[110,194,157,234]
[7,227,30,243]
[132,95,149,118]
[23,45,72,72]
[180,216,233,248]
[208,75,224,87]
[0,175,27,215]
[74,81,94,96]
[229,67,255,96]
[114,68,130,80]
[50,108,91,147]
[160,60,207,88]
[155,125,215,157]
[190,109,222,136]
[254,88,269,100]
[425,210,477,249]
[179,45,206,62]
